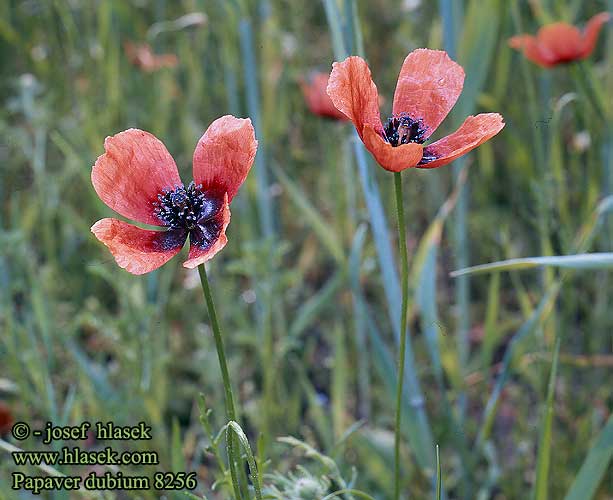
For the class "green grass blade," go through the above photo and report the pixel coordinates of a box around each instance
[239,17,275,238]
[411,167,466,382]
[323,0,347,60]
[447,0,500,422]
[288,269,345,339]
[533,336,561,500]
[349,224,371,419]
[228,421,263,500]
[563,414,613,500]
[477,284,560,447]
[456,0,500,116]
[451,253,613,277]
[351,135,401,330]
[332,321,348,440]
[171,417,186,473]
[271,162,344,263]
[439,0,463,58]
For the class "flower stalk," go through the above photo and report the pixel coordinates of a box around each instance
[198,264,237,421]
[198,264,243,500]
[393,171,410,500]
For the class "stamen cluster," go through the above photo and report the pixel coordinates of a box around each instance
[383,114,428,147]
[154,181,215,230]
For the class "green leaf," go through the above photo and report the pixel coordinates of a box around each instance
[227,421,263,500]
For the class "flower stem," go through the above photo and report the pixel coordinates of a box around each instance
[393,171,409,500]
[198,264,243,500]
[198,264,237,419]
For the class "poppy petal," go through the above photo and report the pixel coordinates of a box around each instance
[509,35,553,67]
[537,23,583,62]
[91,218,186,275]
[508,34,530,50]
[580,12,610,58]
[417,113,504,169]
[363,125,423,172]
[327,56,383,139]
[301,72,349,121]
[183,196,231,268]
[192,115,257,203]
[92,129,182,226]
[392,49,465,139]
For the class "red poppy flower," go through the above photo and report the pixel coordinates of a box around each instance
[327,49,504,172]
[124,41,179,72]
[91,116,257,275]
[509,12,610,67]
[300,71,349,121]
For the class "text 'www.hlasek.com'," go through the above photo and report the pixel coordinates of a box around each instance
[9,421,198,494]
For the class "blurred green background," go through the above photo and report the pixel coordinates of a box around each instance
[0,0,612,498]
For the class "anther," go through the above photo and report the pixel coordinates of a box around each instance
[383,113,428,146]
[154,182,220,232]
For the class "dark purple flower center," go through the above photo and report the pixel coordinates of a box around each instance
[154,181,223,249]
[383,113,428,146]
[383,113,438,165]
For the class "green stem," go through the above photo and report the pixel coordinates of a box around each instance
[393,171,409,500]
[198,264,243,500]
[436,444,442,500]
[198,264,237,420]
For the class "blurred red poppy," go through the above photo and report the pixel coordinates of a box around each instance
[0,401,13,435]
[509,12,610,67]
[91,116,257,274]
[327,49,504,172]
[124,41,179,72]
[300,72,349,121]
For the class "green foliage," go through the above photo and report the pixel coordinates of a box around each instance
[1,0,612,499]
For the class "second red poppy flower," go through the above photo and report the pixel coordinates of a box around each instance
[327,48,504,172]
[509,12,610,67]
